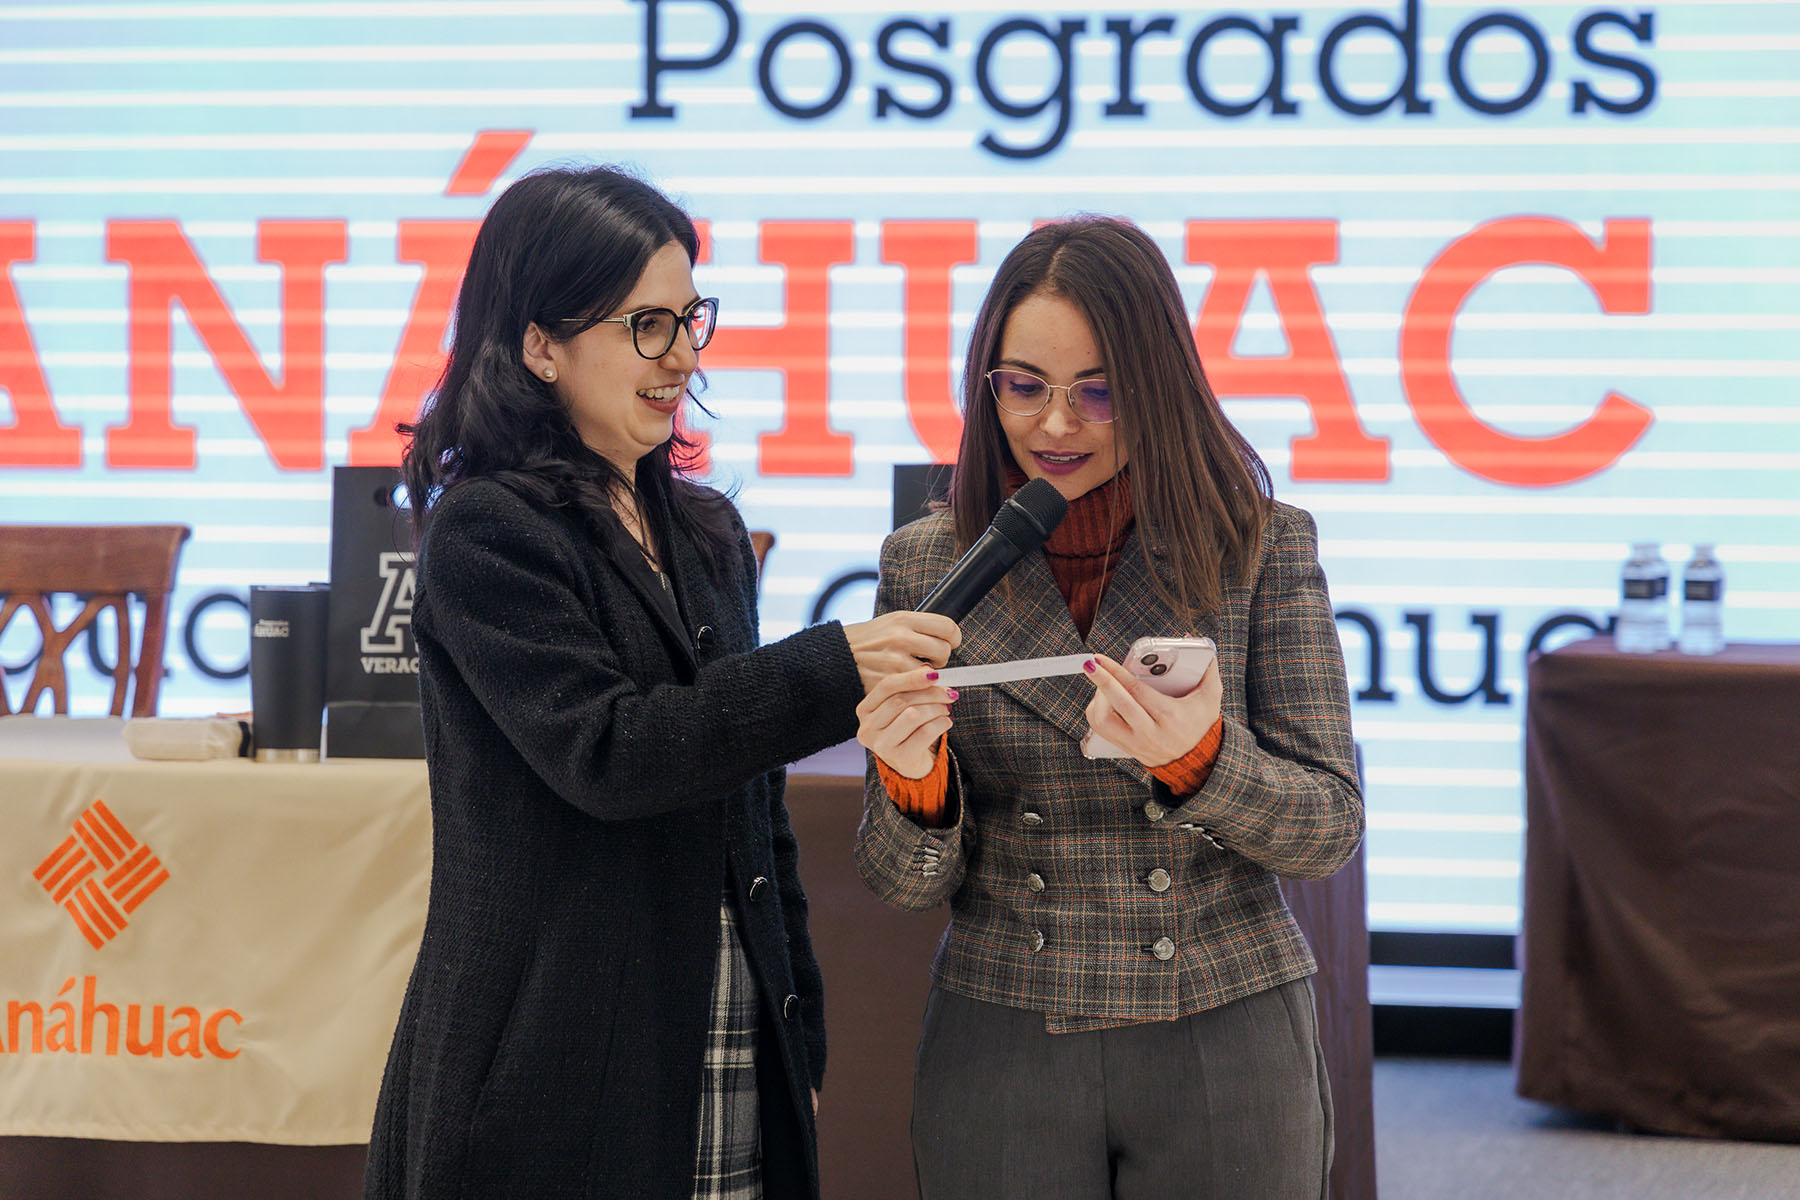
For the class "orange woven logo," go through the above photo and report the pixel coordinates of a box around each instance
[33,800,169,949]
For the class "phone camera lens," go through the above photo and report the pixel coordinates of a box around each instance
[1149,663,1169,676]
[1140,653,1160,666]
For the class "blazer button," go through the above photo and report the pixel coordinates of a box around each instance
[748,875,768,902]
[1143,801,1166,822]
[1151,937,1175,961]
[783,994,800,1020]
[1030,929,1046,952]
[1021,811,1044,827]
[1026,872,1045,893]
[694,624,715,651]
[1146,868,1171,893]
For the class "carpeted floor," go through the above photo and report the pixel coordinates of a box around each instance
[1373,1057,1800,1200]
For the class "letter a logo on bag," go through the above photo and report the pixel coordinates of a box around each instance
[360,550,415,654]
[33,800,169,949]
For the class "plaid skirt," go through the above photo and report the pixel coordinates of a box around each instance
[691,901,761,1200]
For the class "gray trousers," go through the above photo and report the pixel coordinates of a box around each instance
[910,978,1332,1200]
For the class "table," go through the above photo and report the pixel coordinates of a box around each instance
[0,716,429,1199]
[1516,638,1800,1142]
[3,727,1375,1198]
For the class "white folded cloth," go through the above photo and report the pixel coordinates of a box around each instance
[123,717,250,761]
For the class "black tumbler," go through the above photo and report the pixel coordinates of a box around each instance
[249,584,330,762]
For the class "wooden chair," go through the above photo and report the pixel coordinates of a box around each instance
[749,530,774,580]
[0,524,192,717]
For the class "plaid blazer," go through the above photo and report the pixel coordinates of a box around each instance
[854,500,1362,1026]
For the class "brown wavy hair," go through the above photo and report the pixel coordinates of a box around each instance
[949,216,1273,624]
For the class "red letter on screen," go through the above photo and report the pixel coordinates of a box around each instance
[1187,220,1389,482]
[348,220,481,466]
[0,221,79,467]
[702,221,857,476]
[106,219,349,470]
[1401,217,1652,487]
[882,221,978,464]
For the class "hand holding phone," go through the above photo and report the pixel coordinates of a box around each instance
[1081,635,1217,759]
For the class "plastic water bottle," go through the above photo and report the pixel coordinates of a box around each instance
[1647,544,1672,649]
[1616,542,1663,653]
[1679,544,1725,655]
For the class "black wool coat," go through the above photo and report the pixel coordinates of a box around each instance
[364,477,863,1200]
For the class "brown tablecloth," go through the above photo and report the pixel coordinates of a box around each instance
[1516,638,1800,1142]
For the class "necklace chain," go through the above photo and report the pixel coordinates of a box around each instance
[615,488,658,570]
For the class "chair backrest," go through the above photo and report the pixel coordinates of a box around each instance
[749,530,774,580]
[0,524,192,717]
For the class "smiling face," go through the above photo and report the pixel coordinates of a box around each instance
[993,288,1125,502]
[524,240,700,474]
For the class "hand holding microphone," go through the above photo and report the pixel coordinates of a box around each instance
[853,479,1071,775]
[844,611,961,695]
[846,477,1069,693]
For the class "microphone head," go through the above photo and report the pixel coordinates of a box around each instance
[994,477,1070,550]
[916,475,1073,619]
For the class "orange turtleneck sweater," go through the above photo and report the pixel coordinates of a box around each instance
[877,470,1223,827]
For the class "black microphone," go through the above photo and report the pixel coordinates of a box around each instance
[919,477,1070,620]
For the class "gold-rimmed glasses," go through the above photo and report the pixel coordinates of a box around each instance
[986,369,1114,423]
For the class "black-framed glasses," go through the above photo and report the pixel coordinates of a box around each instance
[986,369,1114,423]
[558,296,719,360]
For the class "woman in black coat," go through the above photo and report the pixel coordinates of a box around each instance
[363,165,958,1200]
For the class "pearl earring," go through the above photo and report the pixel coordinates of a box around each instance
[543,367,555,381]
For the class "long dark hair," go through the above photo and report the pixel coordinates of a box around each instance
[401,164,735,573]
[949,217,1273,624]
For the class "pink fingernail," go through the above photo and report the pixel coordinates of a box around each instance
[1083,659,1096,673]
[925,670,939,681]
[945,688,960,701]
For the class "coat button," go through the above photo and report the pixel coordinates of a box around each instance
[1021,811,1044,826]
[1151,937,1175,961]
[1026,872,1045,893]
[748,875,768,902]
[694,624,715,651]
[1030,929,1046,952]
[1146,868,1171,893]
[1143,801,1166,822]
[783,994,800,1019]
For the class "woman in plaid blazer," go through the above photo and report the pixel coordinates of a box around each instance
[854,218,1363,1199]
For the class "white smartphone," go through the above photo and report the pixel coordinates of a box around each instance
[1081,635,1218,759]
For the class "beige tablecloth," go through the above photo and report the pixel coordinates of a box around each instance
[0,717,429,1144]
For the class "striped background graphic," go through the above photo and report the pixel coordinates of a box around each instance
[1,0,1796,935]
